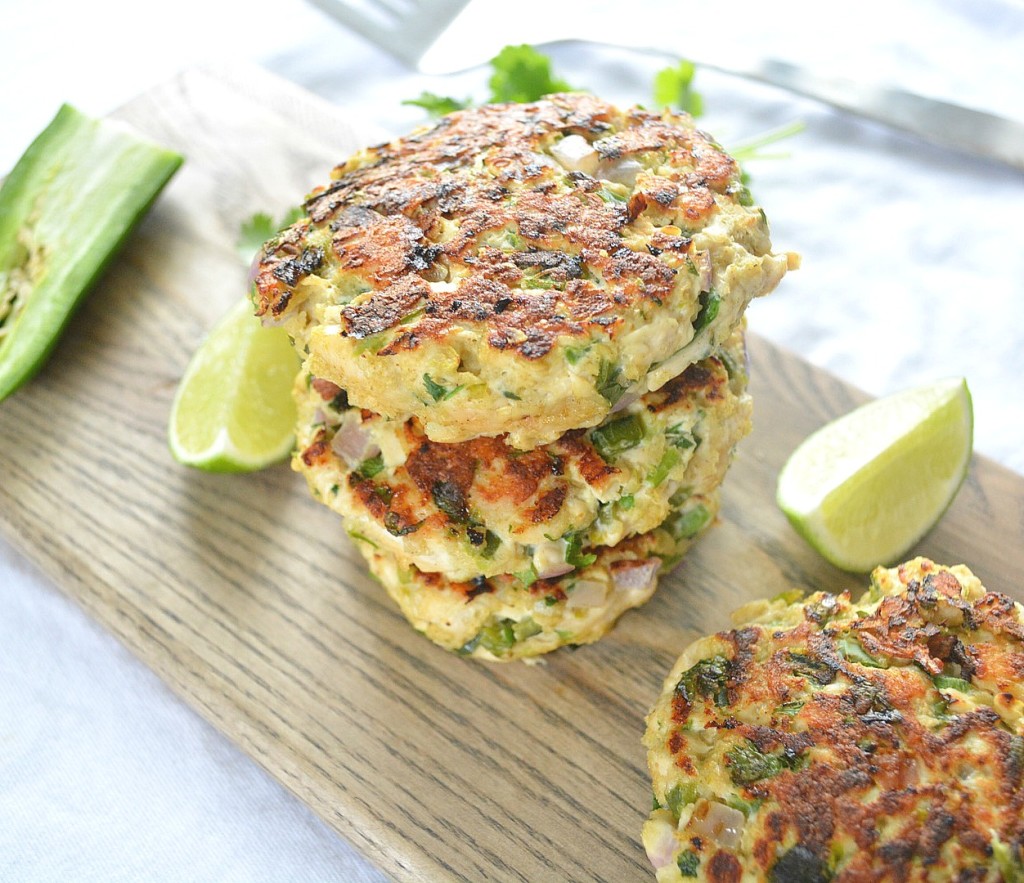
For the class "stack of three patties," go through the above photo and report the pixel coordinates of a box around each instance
[252,94,793,661]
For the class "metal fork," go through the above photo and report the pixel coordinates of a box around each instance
[309,0,1024,172]
[307,0,472,68]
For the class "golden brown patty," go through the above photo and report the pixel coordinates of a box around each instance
[643,558,1024,882]
[356,493,719,661]
[253,93,792,448]
[293,330,750,581]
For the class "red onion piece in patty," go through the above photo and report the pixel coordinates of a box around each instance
[566,579,608,609]
[644,817,678,871]
[690,801,745,850]
[612,558,660,592]
[537,560,575,581]
[609,389,640,414]
[331,417,379,467]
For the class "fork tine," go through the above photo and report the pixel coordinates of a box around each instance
[309,0,471,68]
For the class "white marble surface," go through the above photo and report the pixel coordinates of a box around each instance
[1,1,1022,879]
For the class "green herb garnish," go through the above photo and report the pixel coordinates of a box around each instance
[726,739,803,786]
[665,504,712,541]
[787,651,837,686]
[653,59,704,117]
[345,529,378,549]
[666,423,696,450]
[353,332,388,355]
[237,206,304,264]
[403,45,576,121]
[674,654,731,708]
[465,616,542,657]
[769,845,830,883]
[595,359,628,405]
[423,372,464,402]
[648,447,681,487]
[384,511,421,537]
[401,91,472,117]
[480,530,502,559]
[563,531,597,569]
[775,700,806,717]
[356,454,385,480]
[487,44,574,103]
[431,479,469,522]
[590,413,645,461]
[564,343,591,365]
[693,289,721,333]
[515,563,539,587]
[837,634,889,669]
[665,781,699,817]
[677,850,700,877]
[933,674,975,692]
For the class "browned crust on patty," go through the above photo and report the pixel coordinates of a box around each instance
[252,93,743,360]
[647,559,1024,880]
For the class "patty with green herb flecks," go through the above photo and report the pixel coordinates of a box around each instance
[643,558,1024,882]
[356,493,719,661]
[294,329,749,582]
[252,92,792,449]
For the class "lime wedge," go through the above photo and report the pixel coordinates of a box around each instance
[776,377,973,572]
[168,298,299,472]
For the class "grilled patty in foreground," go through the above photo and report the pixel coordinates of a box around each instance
[293,329,749,582]
[356,493,719,661]
[253,93,792,449]
[643,558,1024,882]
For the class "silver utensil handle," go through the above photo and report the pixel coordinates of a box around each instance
[738,57,1024,171]
[416,12,1024,172]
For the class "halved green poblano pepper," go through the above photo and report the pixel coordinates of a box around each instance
[0,104,183,401]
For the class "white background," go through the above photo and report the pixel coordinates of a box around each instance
[2,1,1022,879]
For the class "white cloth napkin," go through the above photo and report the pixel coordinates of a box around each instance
[1,0,1021,879]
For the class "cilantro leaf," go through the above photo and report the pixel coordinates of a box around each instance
[237,206,304,264]
[563,531,597,569]
[423,372,464,402]
[487,44,574,104]
[653,59,704,117]
[401,45,573,117]
[402,91,472,118]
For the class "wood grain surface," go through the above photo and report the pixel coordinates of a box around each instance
[1,65,1021,882]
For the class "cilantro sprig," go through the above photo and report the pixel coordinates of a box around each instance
[652,59,704,117]
[403,44,577,118]
[486,44,574,104]
[402,91,472,117]
[236,206,304,263]
[400,45,802,187]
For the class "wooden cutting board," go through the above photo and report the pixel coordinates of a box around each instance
[2,65,1021,882]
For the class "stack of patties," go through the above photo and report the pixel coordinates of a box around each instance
[252,93,793,660]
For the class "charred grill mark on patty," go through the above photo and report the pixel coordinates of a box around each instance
[252,92,750,354]
[557,430,621,488]
[299,429,331,467]
[342,276,429,339]
[524,485,568,525]
[646,559,1024,879]
[645,357,728,415]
